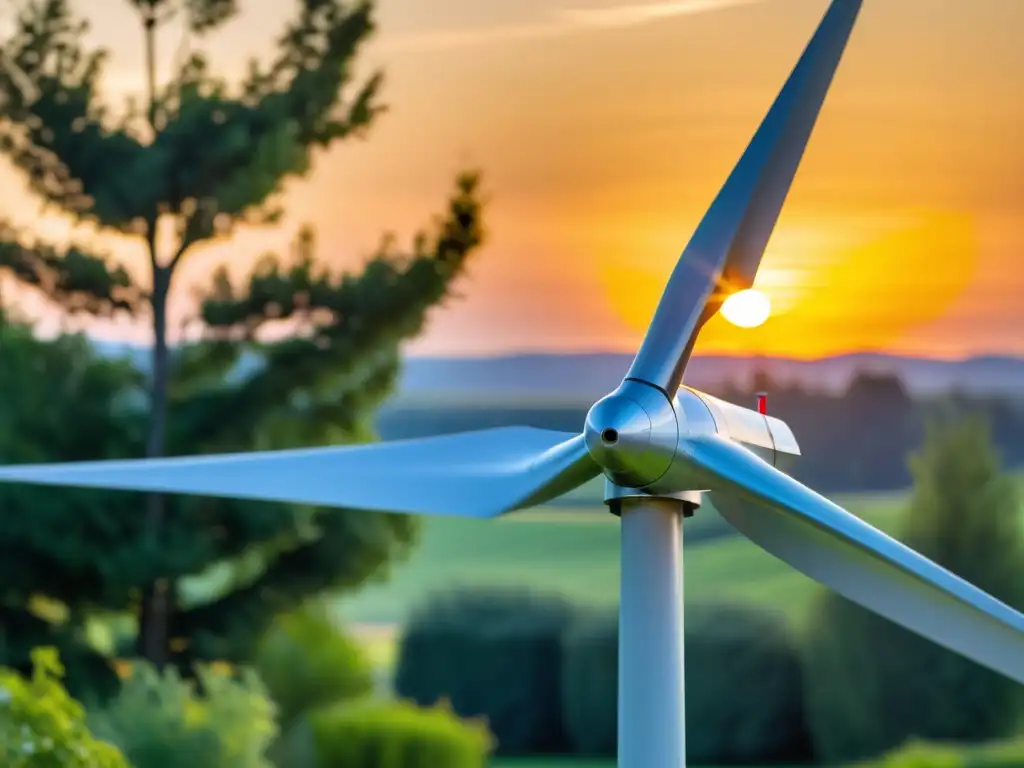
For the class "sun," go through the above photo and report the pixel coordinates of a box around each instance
[720,289,772,328]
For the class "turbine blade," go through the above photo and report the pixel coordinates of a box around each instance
[0,428,599,519]
[626,0,864,393]
[681,434,1024,684]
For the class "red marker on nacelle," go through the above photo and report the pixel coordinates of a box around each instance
[756,392,767,415]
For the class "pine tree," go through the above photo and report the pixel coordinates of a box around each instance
[0,0,485,672]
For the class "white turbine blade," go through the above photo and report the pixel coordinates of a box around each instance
[0,427,599,518]
[626,0,863,393]
[680,434,1024,684]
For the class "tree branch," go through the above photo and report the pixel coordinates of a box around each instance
[0,1,152,231]
[184,173,483,448]
[0,223,144,316]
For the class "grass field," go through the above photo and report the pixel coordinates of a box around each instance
[334,488,909,668]
[336,489,905,624]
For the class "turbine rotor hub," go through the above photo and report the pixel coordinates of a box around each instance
[584,380,679,489]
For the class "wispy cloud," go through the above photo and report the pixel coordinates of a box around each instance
[557,0,762,28]
[379,0,766,53]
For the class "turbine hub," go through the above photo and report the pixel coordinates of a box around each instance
[584,380,679,489]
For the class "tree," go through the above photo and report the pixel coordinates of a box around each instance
[0,0,485,670]
[839,372,918,489]
[802,414,1024,763]
[0,308,145,698]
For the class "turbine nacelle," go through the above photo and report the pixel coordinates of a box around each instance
[585,380,803,499]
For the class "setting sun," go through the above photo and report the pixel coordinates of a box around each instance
[720,289,772,328]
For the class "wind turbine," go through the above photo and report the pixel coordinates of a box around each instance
[1,0,1022,765]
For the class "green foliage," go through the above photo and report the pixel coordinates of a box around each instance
[803,415,1024,764]
[0,311,142,699]
[88,660,278,768]
[857,738,1024,768]
[0,0,486,672]
[0,647,129,767]
[0,0,382,233]
[308,699,492,768]
[559,603,812,764]
[0,226,142,316]
[254,603,373,728]
[394,587,578,756]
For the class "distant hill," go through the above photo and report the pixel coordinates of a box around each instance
[394,352,1024,402]
[90,342,1024,400]
[84,340,1024,494]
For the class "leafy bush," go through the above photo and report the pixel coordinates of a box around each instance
[255,604,374,728]
[560,602,812,764]
[88,660,278,768]
[0,623,124,708]
[804,417,1024,764]
[308,699,492,768]
[857,738,1024,768]
[0,647,129,767]
[394,586,578,755]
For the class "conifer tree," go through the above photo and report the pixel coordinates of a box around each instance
[0,0,484,671]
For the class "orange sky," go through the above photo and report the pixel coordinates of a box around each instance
[1,0,1023,359]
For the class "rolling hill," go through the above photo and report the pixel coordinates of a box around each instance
[90,342,1024,400]
[394,352,1024,401]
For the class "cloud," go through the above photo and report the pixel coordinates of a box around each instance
[557,0,762,28]
[378,0,766,53]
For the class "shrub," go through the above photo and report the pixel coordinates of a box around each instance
[0,620,123,706]
[255,604,374,728]
[560,602,812,764]
[803,417,1024,763]
[393,586,577,755]
[88,660,278,768]
[308,699,492,768]
[0,647,129,768]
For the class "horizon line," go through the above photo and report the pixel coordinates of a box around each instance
[82,338,1024,366]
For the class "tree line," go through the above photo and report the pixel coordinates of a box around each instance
[716,370,1024,492]
[376,370,1024,495]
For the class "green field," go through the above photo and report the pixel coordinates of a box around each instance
[335,488,909,667]
[336,490,905,624]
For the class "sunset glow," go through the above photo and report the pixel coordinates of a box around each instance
[1,0,1022,359]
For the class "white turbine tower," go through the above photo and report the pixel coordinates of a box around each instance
[1,1,1023,766]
